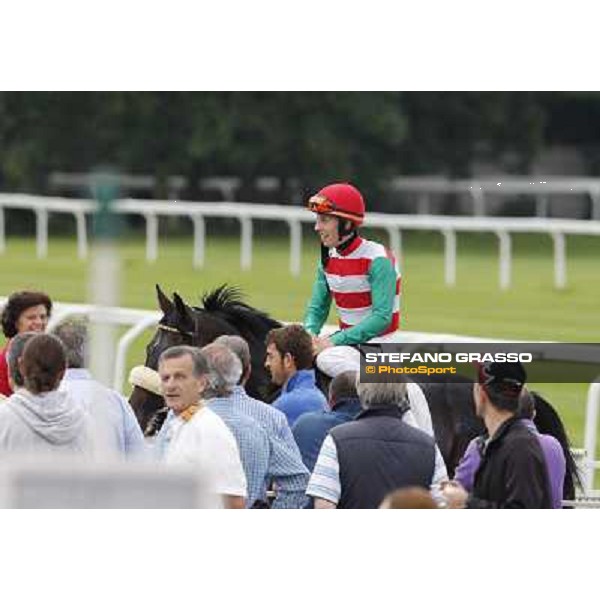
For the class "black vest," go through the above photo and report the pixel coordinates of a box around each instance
[330,404,436,509]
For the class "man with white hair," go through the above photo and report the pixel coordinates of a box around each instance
[200,342,272,508]
[213,335,310,509]
[307,379,447,509]
[54,318,145,459]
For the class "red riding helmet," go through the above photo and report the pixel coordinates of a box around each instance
[307,182,366,226]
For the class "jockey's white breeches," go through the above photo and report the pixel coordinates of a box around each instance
[316,335,434,437]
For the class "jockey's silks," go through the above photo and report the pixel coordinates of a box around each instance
[304,236,401,346]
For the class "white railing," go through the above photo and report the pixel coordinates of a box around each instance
[49,173,600,218]
[2,193,600,290]
[388,176,600,219]
[1,296,599,493]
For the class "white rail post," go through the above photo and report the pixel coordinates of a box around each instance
[89,170,121,388]
[145,213,158,263]
[442,230,456,287]
[583,382,600,493]
[417,193,430,215]
[240,217,253,271]
[75,211,88,260]
[288,219,302,277]
[192,214,206,269]
[113,314,161,394]
[0,207,5,254]
[536,194,549,218]
[551,231,567,289]
[590,186,600,220]
[469,183,485,217]
[496,230,512,290]
[35,207,49,259]
[386,227,402,266]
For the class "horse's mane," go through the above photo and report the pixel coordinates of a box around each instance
[196,285,281,340]
[530,391,582,500]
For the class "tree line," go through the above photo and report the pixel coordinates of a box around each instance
[1,92,599,206]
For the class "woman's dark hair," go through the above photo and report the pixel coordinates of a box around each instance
[1,291,52,338]
[20,334,66,394]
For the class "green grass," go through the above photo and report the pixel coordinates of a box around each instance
[1,230,599,481]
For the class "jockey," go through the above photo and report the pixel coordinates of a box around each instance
[303,184,434,437]
[304,182,401,378]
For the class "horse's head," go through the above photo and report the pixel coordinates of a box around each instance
[146,285,242,369]
[144,285,199,370]
[129,285,198,434]
[129,285,241,434]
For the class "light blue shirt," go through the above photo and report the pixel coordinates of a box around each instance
[230,386,309,509]
[61,369,146,458]
[207,398,271,508]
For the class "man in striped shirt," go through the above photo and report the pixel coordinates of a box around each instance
[304,182,401,379]
[213,335,310,508]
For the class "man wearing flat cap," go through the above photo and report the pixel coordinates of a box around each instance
[442,361,552,509]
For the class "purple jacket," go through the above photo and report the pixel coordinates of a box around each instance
[454,419,566,509]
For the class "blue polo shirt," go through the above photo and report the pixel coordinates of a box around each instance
[272,370,328,428]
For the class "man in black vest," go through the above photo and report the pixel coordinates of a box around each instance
[442,361,552,509]
[306,378,447,509]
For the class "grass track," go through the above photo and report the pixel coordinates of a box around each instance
[1,230,599,477]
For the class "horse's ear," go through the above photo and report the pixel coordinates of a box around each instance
[156,285,173,314]
[173,292,193,323]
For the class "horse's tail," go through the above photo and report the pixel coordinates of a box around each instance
[531,391,582,501]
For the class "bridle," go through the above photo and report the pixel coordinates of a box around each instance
[157,322,200,346]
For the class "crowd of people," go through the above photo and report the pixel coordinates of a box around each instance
[0,288,567,509]
[0,182,571,508]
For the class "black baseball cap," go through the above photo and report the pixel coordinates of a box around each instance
[476,361,527,397]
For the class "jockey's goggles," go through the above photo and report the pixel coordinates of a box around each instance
[308,195,363,220]
[308,195,337,214]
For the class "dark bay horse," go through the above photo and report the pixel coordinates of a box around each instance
[129,284,281,434]
[128,284,579,499]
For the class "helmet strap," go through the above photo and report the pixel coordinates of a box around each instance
[335,227,358,252]
[320,243,330,268]
[337,218,354,239]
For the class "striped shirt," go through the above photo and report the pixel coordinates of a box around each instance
[304,236,401,347]
[207,398,272,508]
[305,434,341,504]
[229,386,310,509]
[324,236,401,333]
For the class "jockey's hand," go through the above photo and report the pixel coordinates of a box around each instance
[312,336,334,355]
[440,481,468,509]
